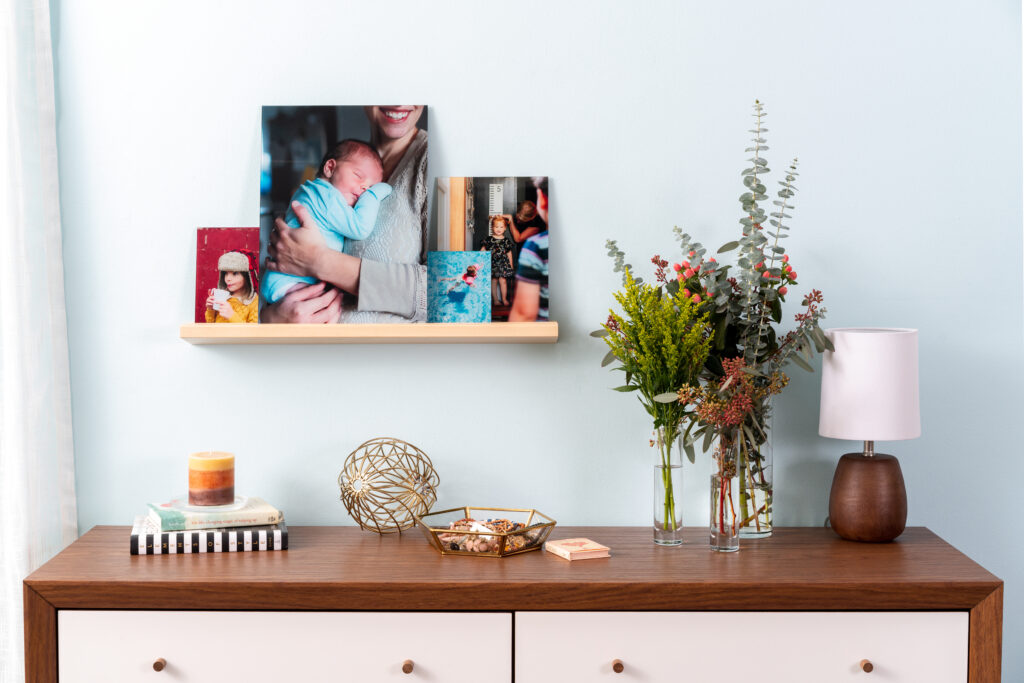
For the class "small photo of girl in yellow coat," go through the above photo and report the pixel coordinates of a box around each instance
[205,251,259,323]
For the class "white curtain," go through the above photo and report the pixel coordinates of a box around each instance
[0,0,78,680]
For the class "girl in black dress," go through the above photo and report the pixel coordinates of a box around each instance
[480,215,516,306]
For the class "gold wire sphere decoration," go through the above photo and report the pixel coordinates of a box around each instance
[338,437,439,534]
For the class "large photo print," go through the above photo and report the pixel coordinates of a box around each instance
[260,105,428,323]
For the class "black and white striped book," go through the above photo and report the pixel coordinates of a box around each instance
[130,515,288,555]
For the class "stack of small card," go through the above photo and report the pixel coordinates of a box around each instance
[544,538,610,561]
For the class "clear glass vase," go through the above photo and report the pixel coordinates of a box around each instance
[652,426,684,546]
[738,401,773,538]
[710,428,739,552]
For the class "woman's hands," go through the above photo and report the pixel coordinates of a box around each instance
[205,292,216,310]
[266,202,327,279]
[261,202,346,323]
[260,281,343,324]
[266,201,362,295]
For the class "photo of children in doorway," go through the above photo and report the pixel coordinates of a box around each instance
[426,252,491,323]
[194,228,261,323]
[434,176,549,321]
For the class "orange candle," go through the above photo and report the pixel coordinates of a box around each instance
[188,451,235,506]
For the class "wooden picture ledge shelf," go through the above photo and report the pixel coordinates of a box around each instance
[179,321,559,344]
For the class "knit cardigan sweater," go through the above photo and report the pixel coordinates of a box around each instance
[340,129,429,323]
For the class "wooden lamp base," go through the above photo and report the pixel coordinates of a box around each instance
[828,453,907,542]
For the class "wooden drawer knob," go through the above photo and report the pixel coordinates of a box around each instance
[402,659,414,674]
[612,659,624,673]
[152,658,166,672]
[860,659,874,673]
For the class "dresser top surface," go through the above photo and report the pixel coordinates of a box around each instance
[25,526,1000,611]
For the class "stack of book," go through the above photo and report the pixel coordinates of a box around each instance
[130,496,287,555]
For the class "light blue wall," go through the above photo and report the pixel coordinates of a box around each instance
[55,0,1022,676]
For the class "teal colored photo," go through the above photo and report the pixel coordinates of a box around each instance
[427,252,491,323]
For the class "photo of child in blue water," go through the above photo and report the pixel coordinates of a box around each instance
[427,252,491,323]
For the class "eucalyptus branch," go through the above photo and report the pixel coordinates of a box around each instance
[769,294,827,373]
[740,101,768,366]
[750,158,798,366]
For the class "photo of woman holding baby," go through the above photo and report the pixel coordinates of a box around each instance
[260,105,428,323]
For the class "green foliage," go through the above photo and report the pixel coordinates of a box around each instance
[606,239,642,287]
[601,269,712,447]
[670,101,829,383]
[598,101,833,481]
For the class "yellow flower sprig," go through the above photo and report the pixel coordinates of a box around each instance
[602,268,712,450]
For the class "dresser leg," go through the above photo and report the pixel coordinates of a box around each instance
[23,584,57,683]
[969,585,1003,683]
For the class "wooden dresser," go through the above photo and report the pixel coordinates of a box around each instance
[24,526,1003,682]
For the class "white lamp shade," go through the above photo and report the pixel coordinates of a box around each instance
[819,328,920,441]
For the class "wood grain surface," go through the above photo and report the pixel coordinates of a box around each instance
[24,526,1004,683]
[970,584,1003,682]
[23,585,56,683]
[25,526,1000,611]
[179,321,560,345]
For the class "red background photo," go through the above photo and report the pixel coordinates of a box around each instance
[195,228,260,322]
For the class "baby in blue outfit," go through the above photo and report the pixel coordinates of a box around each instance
[262,139,392,304]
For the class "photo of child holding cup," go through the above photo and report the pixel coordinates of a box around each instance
[204,250,259,323]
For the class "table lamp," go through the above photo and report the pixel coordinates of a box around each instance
[819,328,920,542]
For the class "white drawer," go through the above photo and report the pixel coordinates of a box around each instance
[59,610,511,683]
[515,611,967,682]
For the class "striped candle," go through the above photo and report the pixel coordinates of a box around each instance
[188,451,235,506]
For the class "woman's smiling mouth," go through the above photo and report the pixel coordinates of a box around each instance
[382,108,410,122]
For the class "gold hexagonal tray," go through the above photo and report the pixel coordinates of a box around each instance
[415,506,556,557]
